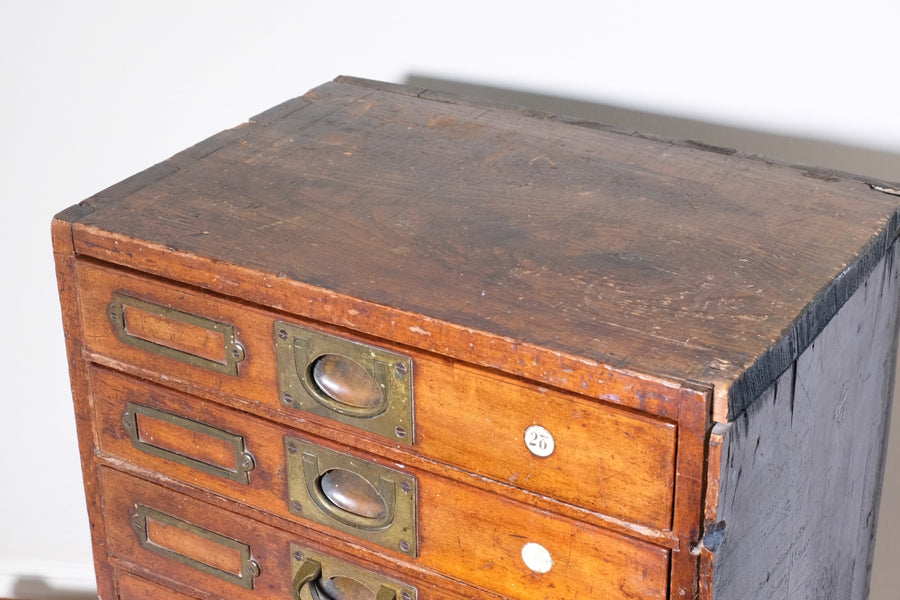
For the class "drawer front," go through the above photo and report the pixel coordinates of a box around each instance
[80,260,676,528]
[77,261,279,409]
[93,368,670,600]
[102,469,285,600]
[101,468,488,600]
[413,359,676,528]
[116,571,203,599]
[414,475,670,599]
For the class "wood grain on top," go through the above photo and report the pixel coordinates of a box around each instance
[63,77,900,420]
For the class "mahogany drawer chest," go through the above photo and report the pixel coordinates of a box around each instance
[53,77,900,600]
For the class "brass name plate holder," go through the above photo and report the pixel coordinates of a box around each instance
[285,436,418,557]
[132,505,260,590]
[122,402,255,484]
[275,321,414,445]
[108,292,245,375]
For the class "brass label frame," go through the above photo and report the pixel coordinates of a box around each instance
[275,321,414,444]
[122,402,255,484]
[131,505,260,589]
[285,436,418,557]
[108,292,245,375]
[291,542,416,600]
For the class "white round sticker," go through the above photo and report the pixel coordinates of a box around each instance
[521,542,553,574]
[524,425,555,457]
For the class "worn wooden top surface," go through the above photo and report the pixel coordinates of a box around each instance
[60,77,900,420]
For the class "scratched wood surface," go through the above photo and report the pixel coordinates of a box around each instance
[53,78,900,600]
[705,242,900,599]
[61,76,900,420]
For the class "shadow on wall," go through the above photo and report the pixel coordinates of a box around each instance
[403,74,900,183]
[11,577,97,600]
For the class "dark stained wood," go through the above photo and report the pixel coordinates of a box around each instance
[60,78,900,421]
[706,244,900,599]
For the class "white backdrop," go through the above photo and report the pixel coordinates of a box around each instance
[2,1,898,597]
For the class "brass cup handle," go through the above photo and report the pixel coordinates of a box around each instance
[293,558,397,600]
[275,320,415,445]
[286,438,418,556]
[302,452,396,531]
[294,346,392,419]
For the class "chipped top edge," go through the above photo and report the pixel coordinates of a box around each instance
[726,208,900,421]
[60,75,900,229]
[333,75,900,190]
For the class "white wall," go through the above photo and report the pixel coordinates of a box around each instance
[2,1,898,597]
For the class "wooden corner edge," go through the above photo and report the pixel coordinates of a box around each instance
[52,200,98,254]
[51,215,77,254]
[712,380,731,424]
[699,422,731,599]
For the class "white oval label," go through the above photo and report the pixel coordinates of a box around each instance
[524,425,555,457]
[521,542,553,574]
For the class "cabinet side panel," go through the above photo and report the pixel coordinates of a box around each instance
[711,242,900,599]
[52,220,113,599]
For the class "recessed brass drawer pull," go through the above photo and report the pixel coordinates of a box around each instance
[312,354,385,412]
[131,505,260,589]
[285,436,417,556]
[108,292,245,375]
[122,402,255,484]
[275,321,414,444]
[318,468,390,521]
[291,543,416,600]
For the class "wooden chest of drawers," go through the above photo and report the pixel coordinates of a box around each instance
[53,77,900,600]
